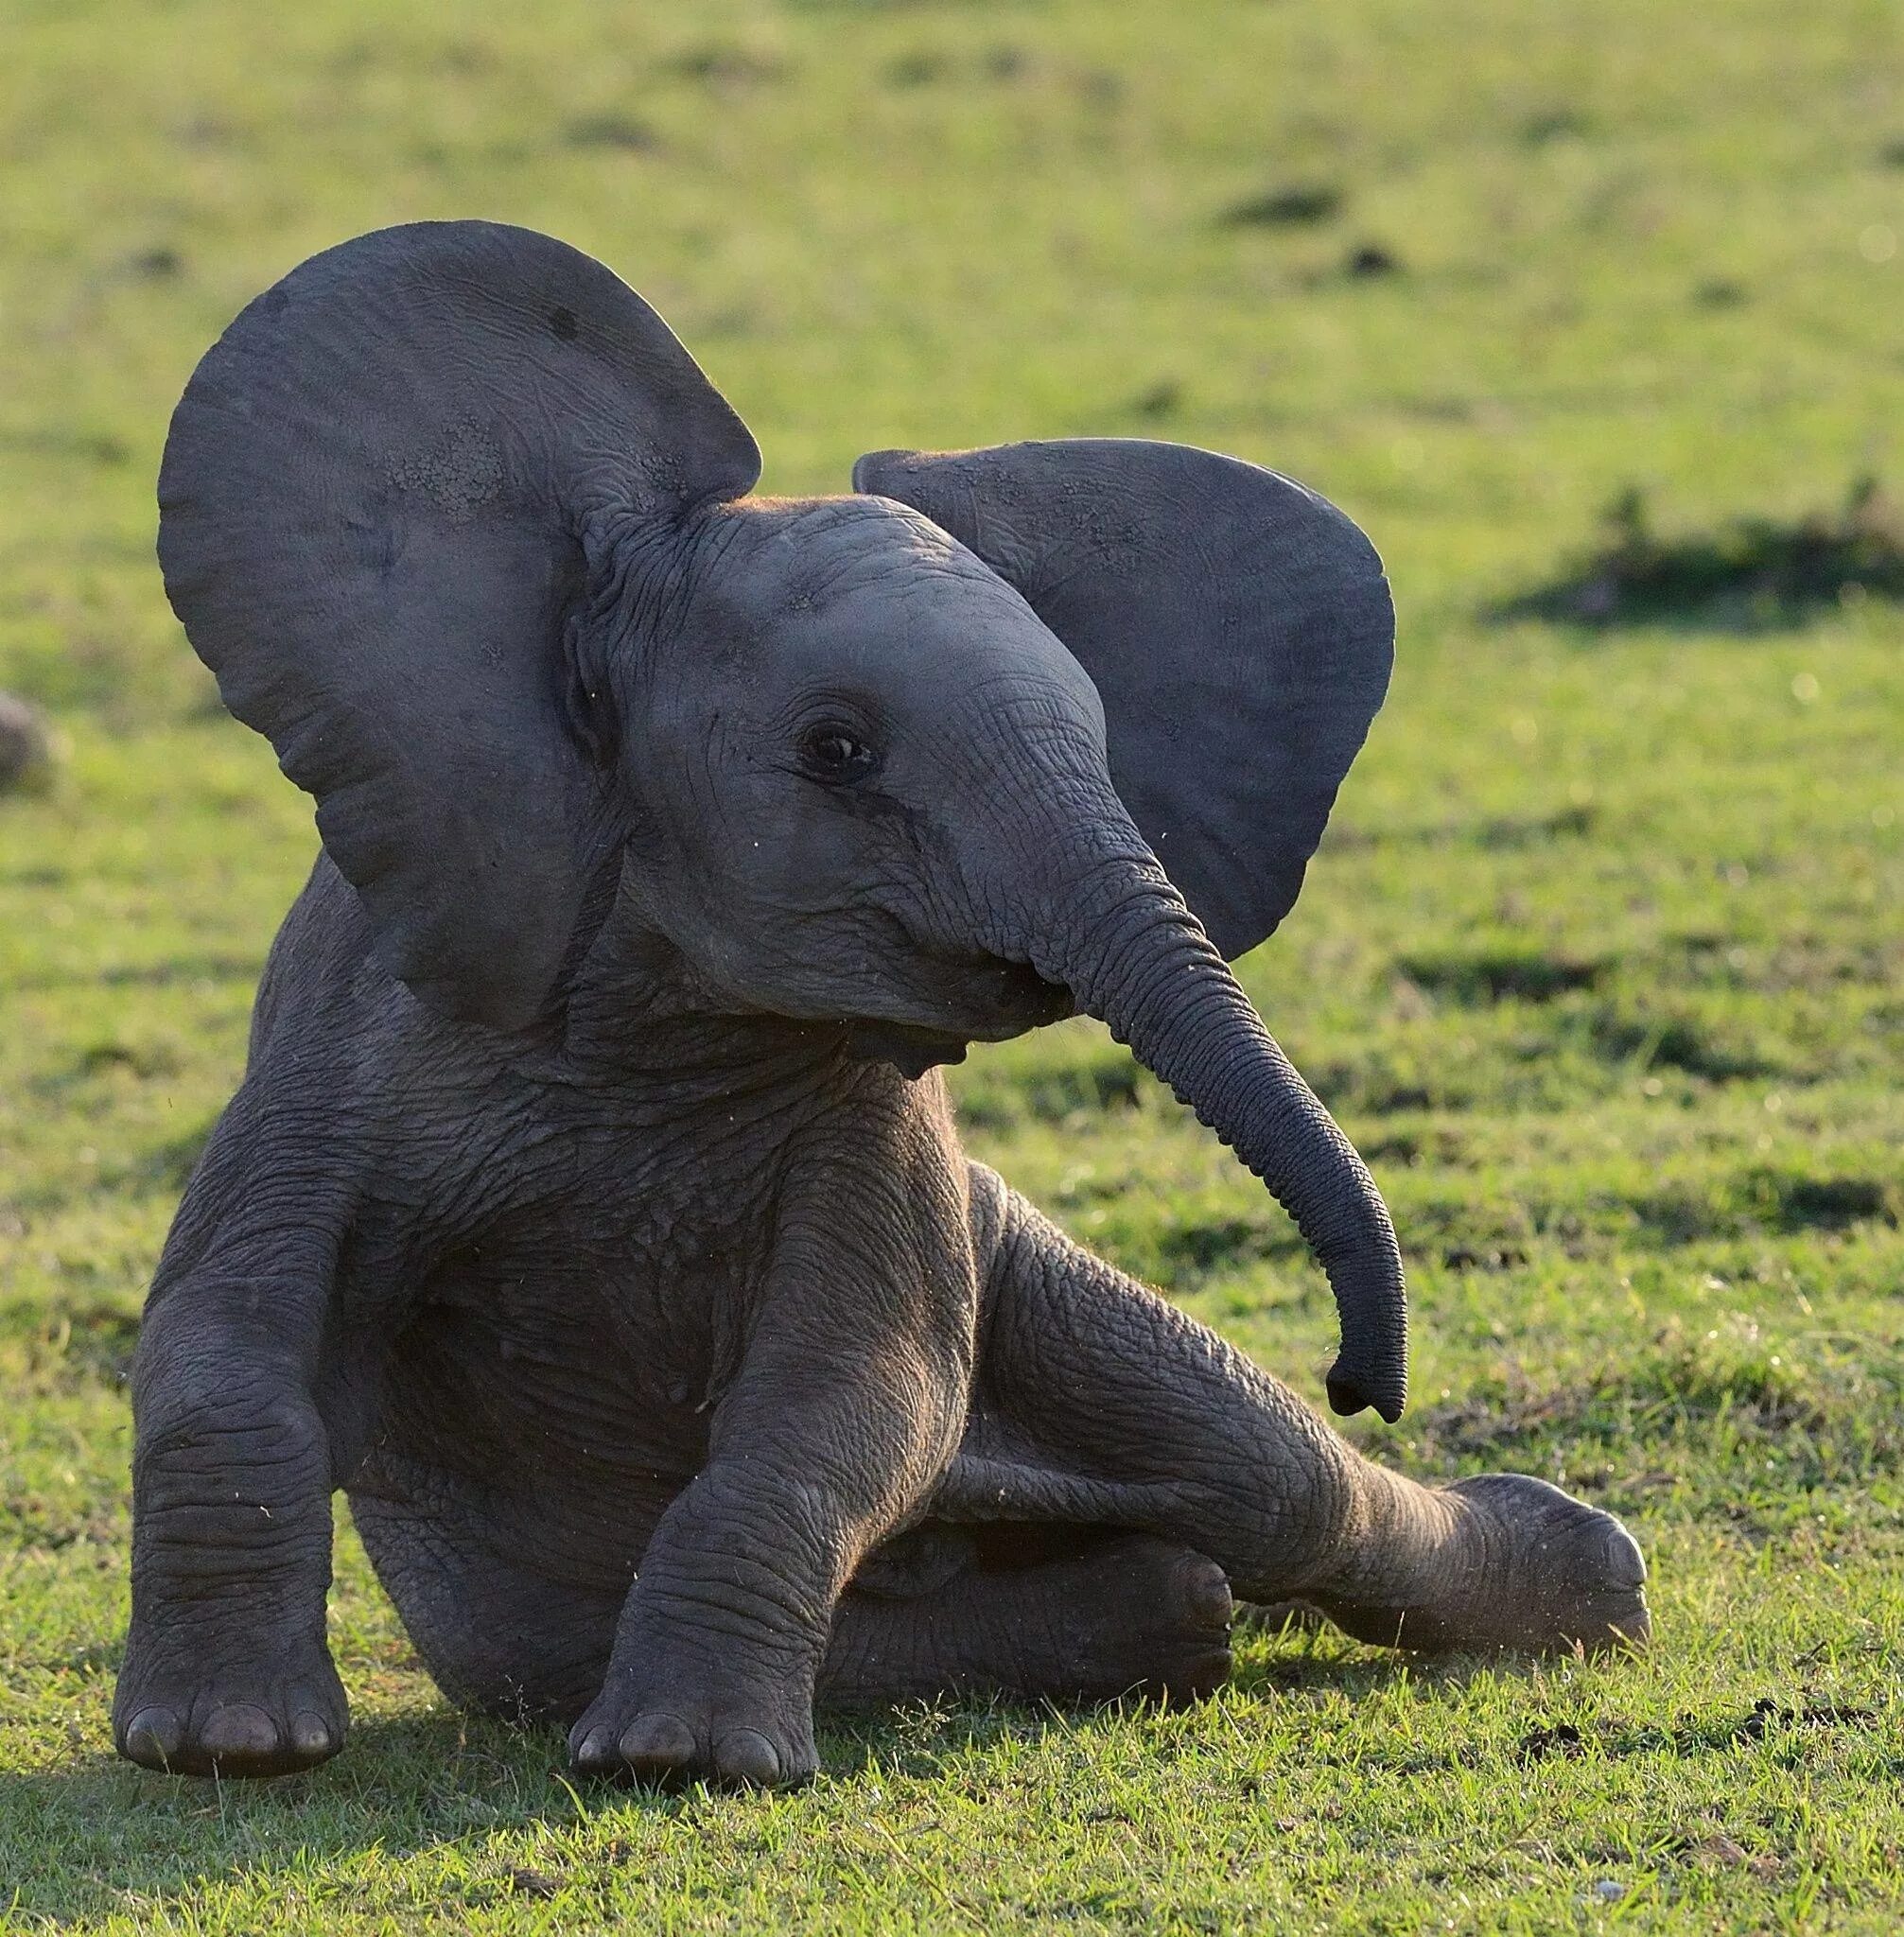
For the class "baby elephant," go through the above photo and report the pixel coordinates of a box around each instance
[117,221,1647,1786]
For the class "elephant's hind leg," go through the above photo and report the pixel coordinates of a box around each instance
[960,1174,1649,1656]
[823,1525,1232,1708]
[354,1474,1231,1733]
[350,1468,628,1727]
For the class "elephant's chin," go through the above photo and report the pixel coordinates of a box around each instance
[843,1020,973,1079]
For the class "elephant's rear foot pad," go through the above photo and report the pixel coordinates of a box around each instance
[1054,1534,1235,1701]
[824,1528,1232,1710]
[966,1530,1234,1703]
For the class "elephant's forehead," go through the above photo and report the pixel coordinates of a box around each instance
[699,496,1096,707]
[786,560,1083,694]
[742,497,1017,609]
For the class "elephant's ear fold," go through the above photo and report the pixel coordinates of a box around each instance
[854,439,1392,960]
[160,220,760,1028]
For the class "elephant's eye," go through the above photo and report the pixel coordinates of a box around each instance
[797,724,878,784]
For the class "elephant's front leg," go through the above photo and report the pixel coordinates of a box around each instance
[114,1116,356,1776]
[568,1141,974,1788]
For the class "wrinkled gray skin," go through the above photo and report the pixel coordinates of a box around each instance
[116,223,1648,1787]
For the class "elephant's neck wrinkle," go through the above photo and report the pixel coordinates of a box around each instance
[555,997,851,1094]
[553,915,843,1085]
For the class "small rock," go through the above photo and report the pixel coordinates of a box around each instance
[0,692,53,794]
[1591,1878,1626,1902]
[1572,573,1620,619]
[1132,378,1183,419]
[1347,244,1402,277]
[128,246,183,280]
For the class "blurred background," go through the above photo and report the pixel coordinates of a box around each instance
[1,2,1899,1927]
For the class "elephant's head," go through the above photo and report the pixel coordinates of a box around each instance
[158,222,1406,1421]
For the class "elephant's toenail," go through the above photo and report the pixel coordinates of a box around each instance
[1599,1525,1647,1589]
[713,1728,781,1786]
[200,1703,279,1763]
[1180,1562,1233,1629]
[289,1712,336,1759]
[122,1706,183,1770]
[619,1712,696,1768]
[570,1724,619,1771]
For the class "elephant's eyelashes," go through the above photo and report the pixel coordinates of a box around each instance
[796,725,880,785]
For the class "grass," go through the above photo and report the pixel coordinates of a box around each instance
[1,0,1901,1928]
[1499,478,1904,629]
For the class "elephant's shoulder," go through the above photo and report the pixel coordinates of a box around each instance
[244,854,457,1120]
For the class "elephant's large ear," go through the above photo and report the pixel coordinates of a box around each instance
[160,220,760,1027]
[854,440,1392,960]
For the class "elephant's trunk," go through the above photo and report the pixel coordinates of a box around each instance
[1014,853,1407,1422]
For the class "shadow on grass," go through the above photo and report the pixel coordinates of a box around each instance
[0,1649,1450,1923]
[0,1713,597,1924]
[1320,802,1599,853]
[1397,946,1608,1003]
[1496,478,1904,631]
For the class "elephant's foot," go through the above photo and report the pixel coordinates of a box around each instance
[828,1529,1232,1707]
[568,1651,818,1789]
[1315,1474,1650,1656]
[114,1626,347,1778]
[1000,1532,1233,1702]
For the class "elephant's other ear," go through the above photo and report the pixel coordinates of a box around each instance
[854,440,1392,960]
[160,221,760,1028]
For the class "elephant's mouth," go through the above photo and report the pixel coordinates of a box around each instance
[963,952,1076,1030]
[843,953,1074,1076]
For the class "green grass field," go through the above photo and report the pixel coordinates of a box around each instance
[3,1,1901,1928]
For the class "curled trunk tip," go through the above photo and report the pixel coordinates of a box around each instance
[1034,879,1408,1422]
